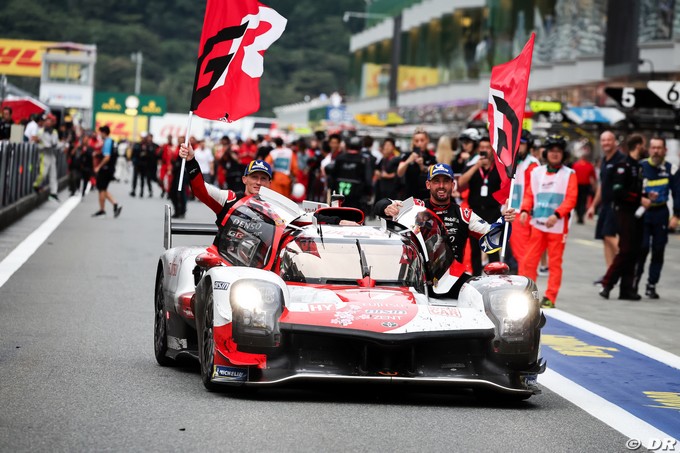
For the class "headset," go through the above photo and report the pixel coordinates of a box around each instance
[542,135,569,162]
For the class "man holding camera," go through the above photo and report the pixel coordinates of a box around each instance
[396,128,436,199]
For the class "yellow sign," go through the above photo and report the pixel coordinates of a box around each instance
[0,39,56,77]
[362,63,441,98]
[529,100,562,112]
[398,65,439,92]
[354,112,405,127]
[95,112,148,142]
[101,97,122,112]
[141,100,163,115]
[541,335,618,358]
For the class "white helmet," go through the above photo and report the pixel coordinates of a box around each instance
[459,128,481,143]
[291,183,306,199]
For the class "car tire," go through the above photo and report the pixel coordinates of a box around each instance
[199,290,219,391]
[154,267,175,367]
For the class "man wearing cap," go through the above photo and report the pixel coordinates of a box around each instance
[179,143,355,232]
[374,162,515,297]
[519,135,578,308]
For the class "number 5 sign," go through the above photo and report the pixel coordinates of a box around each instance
[648,81,680,107]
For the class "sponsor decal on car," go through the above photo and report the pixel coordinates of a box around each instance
[212,365,248,381]
[213,281,230,290]
[427,306,462,318]
[381,322,399,328]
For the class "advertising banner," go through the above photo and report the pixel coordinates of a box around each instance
[94,112,148,142]
[361,63,440,98]
[0,39,56,77]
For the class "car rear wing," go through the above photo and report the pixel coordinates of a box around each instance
[164,205,218,250]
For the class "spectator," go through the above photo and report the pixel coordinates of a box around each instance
[435,135,454,166]
[0,106,13,140]
[571,140,597,224]
[375,138,401,201]
[192,137,214,185]
[169,135,188,219]
[32,114,60,202]
[599,134,647,300]
[24,113,42,142]
[159,135,176,195]
[92,126,122,218]
[328,136,372,211]
[397,127,435,199]
[265,137,298,197]
[586,131,626,279]
[519,136,578,308]
[636,136,680,299]
[452,128,481,174]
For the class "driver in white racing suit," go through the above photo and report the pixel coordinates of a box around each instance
[374,163,515,297]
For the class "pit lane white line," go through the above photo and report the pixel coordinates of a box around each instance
[0,195,80,290]
[542,309,680,451]
[539,369,679,452]
[545,309,680,370]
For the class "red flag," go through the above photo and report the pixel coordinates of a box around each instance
[488,33,535,204]
[190,0,287,122]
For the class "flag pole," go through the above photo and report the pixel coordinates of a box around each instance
[499,177,516,263]
[177,111,194,191]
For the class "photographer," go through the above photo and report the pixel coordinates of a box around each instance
[458,135,502,275]
[396,128,436,199]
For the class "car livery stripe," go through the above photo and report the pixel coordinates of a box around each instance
[540,312,680,445]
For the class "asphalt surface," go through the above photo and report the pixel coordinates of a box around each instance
[1,181,677,452]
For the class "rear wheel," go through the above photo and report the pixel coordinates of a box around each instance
[199,291,219,391]
[154,268,174,366]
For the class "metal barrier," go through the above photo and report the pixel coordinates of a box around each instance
[0,141,68,209]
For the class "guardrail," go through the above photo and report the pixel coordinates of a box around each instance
[0,141,67,209]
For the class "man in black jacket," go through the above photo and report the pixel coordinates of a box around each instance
[599,134,650,300]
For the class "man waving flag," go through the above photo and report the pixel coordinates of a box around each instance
[487,33,535,204]
[191,0,287,122]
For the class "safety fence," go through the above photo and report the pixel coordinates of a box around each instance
[0,141,67,209]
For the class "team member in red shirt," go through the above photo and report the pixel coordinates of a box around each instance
[571,140,597,224]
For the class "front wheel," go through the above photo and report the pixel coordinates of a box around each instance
[199,291,219,391]
[154,268,174,366]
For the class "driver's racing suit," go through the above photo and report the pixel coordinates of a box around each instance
[374,197,507,297]
[185,158,342,237]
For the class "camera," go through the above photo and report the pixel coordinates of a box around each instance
[479,151,489,158]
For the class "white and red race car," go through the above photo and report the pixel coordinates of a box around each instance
[154,188,545,400]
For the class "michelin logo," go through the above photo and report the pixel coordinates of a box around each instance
[213,365,247,381]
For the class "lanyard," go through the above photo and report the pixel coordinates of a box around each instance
[478,166,490,185]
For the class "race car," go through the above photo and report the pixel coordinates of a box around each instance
[154,188,545,400]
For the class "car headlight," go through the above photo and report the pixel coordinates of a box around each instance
[230,279,283,349]
[487,290,535,341]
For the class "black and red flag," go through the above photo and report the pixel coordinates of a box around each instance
[190,0,287,122]
[487,33,535,204]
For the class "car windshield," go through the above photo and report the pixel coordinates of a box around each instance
[279,233,424,291]
[216,198,278,268]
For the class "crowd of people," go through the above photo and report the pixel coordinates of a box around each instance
[3,105,677,305]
